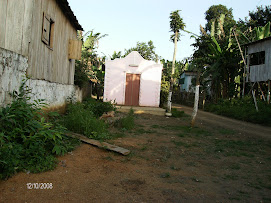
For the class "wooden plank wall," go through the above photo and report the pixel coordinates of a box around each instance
[0,0,33,56]
[0,0,78,85]
[248,40,271,82]
[27,0,77,85]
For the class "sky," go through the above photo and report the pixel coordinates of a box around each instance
[68,0,270,61]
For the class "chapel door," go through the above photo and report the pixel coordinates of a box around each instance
[125,74,140,106]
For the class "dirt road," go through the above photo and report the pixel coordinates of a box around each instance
[1,110,271,202]
[173,104,271,139]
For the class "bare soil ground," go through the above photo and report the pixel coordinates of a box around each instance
[1,106,271,202]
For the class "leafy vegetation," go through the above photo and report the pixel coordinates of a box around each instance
[114,108,135,130]
[0,80,79,180]
[62,98,115,140]
[171,108,186,118]
[112,40,159,61]
[205,97,271,126]
[74,30,107,100]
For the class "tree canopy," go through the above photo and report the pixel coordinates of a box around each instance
[205,4,235,34]
[169,10,186,41]
[123,41,159,61]
[240,5,271,29]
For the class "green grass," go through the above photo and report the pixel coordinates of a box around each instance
[205,97,271,126]
[218,128,235,135]
[114,108,135,130]
[171,108,187,118]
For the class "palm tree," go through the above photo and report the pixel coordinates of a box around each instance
[166,10,185,115]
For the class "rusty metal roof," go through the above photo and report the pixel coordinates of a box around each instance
[56,0,83,31]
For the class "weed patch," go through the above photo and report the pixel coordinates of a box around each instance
[0,79,79,180]
[171,108,187,118]
[205,97,271,126]
[62,102,109,140]
[114,108,135,130]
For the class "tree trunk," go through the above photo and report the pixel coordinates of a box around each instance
[191,71,200,127]
[166,31,178,116]
[96,83,100,100]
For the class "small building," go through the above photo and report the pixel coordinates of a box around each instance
[0,0,83,107]
[245,36,271,82]
[179,71,197,93]
[103,51,162,107]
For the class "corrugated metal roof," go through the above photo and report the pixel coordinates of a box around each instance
[56,0,83,31]
[243,36,271,47]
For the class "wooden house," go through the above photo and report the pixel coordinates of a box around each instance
[0,0,83,107]
[245,36,271,82]
[103,51,163,107]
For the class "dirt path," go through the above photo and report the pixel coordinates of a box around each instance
[1,111,271,202]
[173,104,271,139]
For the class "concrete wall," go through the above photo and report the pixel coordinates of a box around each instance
[0,47,82,107]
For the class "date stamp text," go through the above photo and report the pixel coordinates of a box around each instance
[26,183,53,189]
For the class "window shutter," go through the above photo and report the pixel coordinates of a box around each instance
[42,14,50,45]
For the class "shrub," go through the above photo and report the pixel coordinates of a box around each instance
[62,102,109,140]
[171,108,186,118]
[160,77,170,108]
[115,108,135,130]
[83,97,115,118]
[0,79,79,179]
[205,97,271,126]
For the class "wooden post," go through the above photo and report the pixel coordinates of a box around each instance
[243,48,247,97]
[257,82,266,101]
[268,80,270,104]
[233,29,247,98]
[202,90,206,110]
[191,71,200,127]
[252,90,259,112]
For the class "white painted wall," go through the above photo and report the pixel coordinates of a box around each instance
[103,51,162,107]
[0,47,82,107]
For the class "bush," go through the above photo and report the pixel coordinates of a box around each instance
[171,108,186,118]
[115,108,135,130]
[0,80,79,180]
[62,97,115,140]
[83,97,115,118]
[205,97,271,126]
[160,77,170,108]
[62,102,109,140]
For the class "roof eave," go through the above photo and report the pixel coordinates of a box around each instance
[56,0,83,31]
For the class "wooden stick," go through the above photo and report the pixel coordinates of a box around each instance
[252,90,259,112]
[257,82,266,101]
[268,80,271,104]
[66,132,130,155]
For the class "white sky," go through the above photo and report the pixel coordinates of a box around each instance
[68,0,270,61]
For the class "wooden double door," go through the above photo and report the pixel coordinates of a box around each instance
[125,73,140,106]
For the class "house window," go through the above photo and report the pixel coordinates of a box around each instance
[42,13,54,49]
[249,51,265,66]
[179,78,185,84]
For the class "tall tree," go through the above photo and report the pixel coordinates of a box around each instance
[166,10,185,115]
[123,41,159,61]
[205,4,235,35]
[245,5,271,29]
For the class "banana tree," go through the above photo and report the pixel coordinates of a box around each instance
[252,21,271,41]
